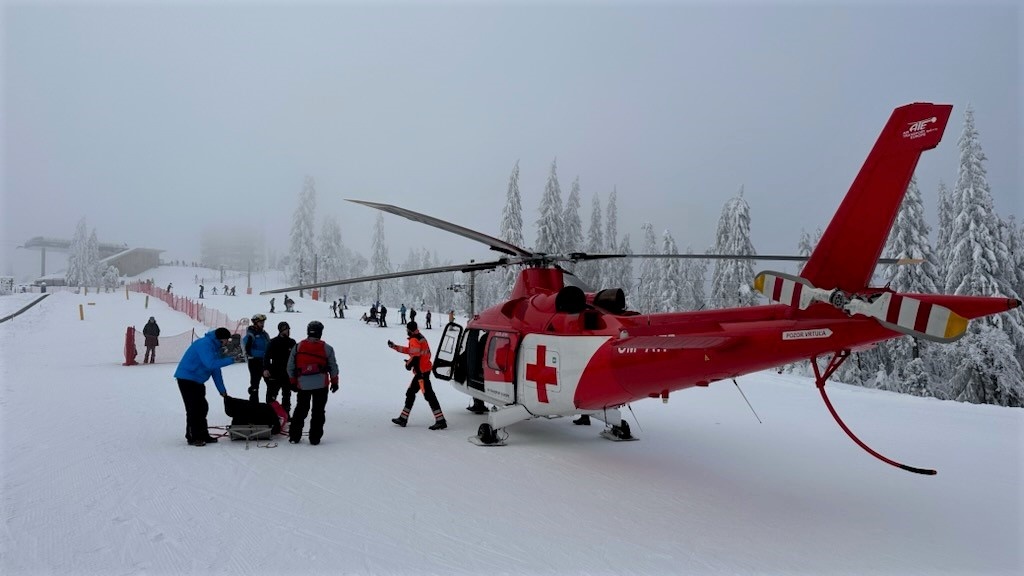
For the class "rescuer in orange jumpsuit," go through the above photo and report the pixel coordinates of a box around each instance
[388,321,446,430]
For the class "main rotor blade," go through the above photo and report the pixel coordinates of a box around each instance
[347,199,533,258]
[573,253,919,265]
[259,260,505,295]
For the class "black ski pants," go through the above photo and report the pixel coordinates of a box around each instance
[290,387,329,443]
[265,373,293,412]
[404,373,441,413]
[246,358,265,401]
[177,378,212,443]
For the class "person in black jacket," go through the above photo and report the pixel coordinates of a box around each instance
[142,317,160,364]
[263,321,297,415]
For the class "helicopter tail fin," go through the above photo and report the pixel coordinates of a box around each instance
[800,103,952,293]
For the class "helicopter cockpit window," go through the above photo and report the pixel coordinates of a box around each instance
[561,269,593,293]
[487,336,512,372]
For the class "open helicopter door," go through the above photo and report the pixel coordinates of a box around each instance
[480,330,518,405]
[432,322,465,382]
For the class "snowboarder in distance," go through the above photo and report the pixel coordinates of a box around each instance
[270,297,276,313]
[166,283,173,293]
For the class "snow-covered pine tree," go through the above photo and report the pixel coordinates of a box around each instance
[102,265,120,291]
[370,213,392,303]
[1007,217,1024,301]
[345,250,369,302]
[499,161,524,297]
[577,193,605,289]
[943,105,1024,405]
[65,218,90,287]
[680,246,707,311]
[602,188,633,293]
[535,159,563,254]
[561,177,584,273]
[636,223,660,312]
[947,323,1022,406]
[657,230,684,312]
[399,249,421,307]
[933,180,953,283]
[881,175,942,390]
[421,250,453,312]
[796,227,822,275]
[317,215,345,301]
[998,216,1023,315]
[605,233,634,297]
[86,229,101,288]
[288,176,318,289]
[710,187,757,308]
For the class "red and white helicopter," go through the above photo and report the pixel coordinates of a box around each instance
[265,103,1019,474]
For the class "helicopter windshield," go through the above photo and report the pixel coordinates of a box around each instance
[561,268,593,293]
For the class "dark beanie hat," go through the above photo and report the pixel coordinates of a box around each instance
[214,327,232,340]
[406,321,418,332]
[278,321,290,332]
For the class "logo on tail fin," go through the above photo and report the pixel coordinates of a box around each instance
[904,117,938,140]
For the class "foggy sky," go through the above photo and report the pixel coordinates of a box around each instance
[2,1,1021,283]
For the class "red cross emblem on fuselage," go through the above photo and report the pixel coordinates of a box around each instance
[525,345,558,403]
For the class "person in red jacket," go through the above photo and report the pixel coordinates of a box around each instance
[388,321,446,430]
[286,321,340,445]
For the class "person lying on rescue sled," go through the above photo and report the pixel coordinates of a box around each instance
[286,321,340,445]
[173,327,235,447]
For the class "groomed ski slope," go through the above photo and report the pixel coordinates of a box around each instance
[1,267,1021,576]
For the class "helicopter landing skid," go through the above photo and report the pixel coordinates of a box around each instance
[599,420,637,442]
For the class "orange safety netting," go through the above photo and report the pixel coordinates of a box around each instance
[124,281,250,366]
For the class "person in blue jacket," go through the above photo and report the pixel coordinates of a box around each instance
[242,314,272,402]
[174,327,235,447]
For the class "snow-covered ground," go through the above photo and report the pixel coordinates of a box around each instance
[1,266,1021,575]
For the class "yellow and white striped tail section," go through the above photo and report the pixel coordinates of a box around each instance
[753,271,968,342]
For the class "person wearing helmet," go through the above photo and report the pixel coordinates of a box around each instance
[286,320,340,445]
[242,314,271,402]
[387,321,447,430]
[263,321,297,416]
